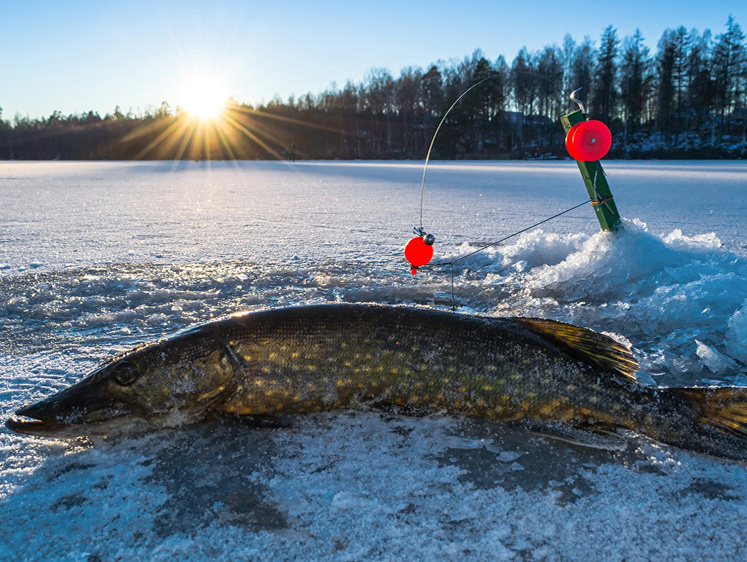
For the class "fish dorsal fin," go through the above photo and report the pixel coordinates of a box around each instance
[515,318,639,382]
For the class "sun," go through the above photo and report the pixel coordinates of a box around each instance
[136,63,307,161]
[178,70,229,121]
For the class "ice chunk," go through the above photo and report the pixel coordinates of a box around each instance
[495,451,524,463]
[330,491,369,510]
[727,300,747,361]
[696,340,737,373]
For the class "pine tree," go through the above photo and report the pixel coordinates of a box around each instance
[362,68,395,155]
[712,16,746,133]
[561,34,577,98]
[620,30,650,134]
[536,46,564,122]
[672,26,691,119]
[421,65,444,118]
[686,29,713,135]
[570,38,595,112]
[656,29,677,137]
[470,56,502,152]
[592,26,619,124]
[396,67,423,153]
[511,47,536,118]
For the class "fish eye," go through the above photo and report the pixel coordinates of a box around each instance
[111,360,139,386]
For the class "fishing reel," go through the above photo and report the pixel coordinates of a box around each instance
[565,88,611,162]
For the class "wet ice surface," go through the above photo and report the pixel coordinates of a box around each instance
[1,160,747,559]
[4,413,747,560]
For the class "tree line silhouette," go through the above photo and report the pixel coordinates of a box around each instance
[1,17,745,161]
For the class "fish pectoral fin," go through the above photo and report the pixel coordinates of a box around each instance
[196,384,232,404]
[191,379,240,415]
[516,317,638,382]
[221,342,247,373]
[526,421,629,452]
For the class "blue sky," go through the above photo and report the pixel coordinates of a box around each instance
[2,0,745,120]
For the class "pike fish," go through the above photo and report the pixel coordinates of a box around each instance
[7,304,747,461]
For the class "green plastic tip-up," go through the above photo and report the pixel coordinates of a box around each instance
[561,110,622,232]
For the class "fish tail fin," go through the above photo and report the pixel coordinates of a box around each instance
[673,387,747,437]
[665,387,747,461]
[515,317,638,382]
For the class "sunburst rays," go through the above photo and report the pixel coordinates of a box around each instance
[123,102,339,161]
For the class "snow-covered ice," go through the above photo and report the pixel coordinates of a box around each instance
[1,160,746,560]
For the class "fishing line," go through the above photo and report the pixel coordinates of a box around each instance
[434,199,590,268]
[419,76,493,230]
[411,74,589,309]
[425,199,591,310]
[418,71,571,231]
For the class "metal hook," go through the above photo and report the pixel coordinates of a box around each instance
[570,88,587,116]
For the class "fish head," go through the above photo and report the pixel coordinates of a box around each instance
[6,336,239,438]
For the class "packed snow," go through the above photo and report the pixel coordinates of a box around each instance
[1,160,746,560]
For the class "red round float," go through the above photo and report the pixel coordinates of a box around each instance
[404,236,434,275]
[565,120,611,161]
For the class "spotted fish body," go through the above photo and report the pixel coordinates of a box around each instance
[8,304,747,461]
[214,306,644,423]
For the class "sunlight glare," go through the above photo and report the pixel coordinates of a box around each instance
[178,71,229,121]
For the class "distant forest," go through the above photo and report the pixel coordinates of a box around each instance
[2,17,746,161]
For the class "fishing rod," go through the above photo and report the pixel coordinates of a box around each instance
[404,77,619,301]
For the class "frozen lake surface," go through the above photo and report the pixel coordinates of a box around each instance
[1,160,747,559]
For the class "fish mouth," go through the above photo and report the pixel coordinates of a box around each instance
[5,416,70,436]
[5,389,136,437]
[5,407,136,437]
